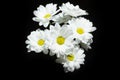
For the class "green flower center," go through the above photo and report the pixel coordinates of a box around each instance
[67,54,74,61]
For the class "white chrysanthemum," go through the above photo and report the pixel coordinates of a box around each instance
[48,23,73,57]
[25,29,49,54]
[33,3,57,27]
[68,17,96,44]
[60,2,88,17]
[52,13,72,24]
[56,48,85,72]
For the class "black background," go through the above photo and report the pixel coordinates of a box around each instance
[3,0,118,79]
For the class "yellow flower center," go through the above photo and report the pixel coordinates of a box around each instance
[76,27,84,34]
[43,13,51,19]
[37,39,45,46]
[67,54,74,61]
[56,36,65,45]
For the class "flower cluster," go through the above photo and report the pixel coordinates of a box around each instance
[25,2,96,72]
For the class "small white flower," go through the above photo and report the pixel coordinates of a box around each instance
[33,3,57,27]
[60,2,88,17]
[52,13,72,24]
[56,47,85,72]
[72,38,93,50]
[25,29,49,54]
[80,38,93,50]
[48,23,73,57]
[68,17,96,44]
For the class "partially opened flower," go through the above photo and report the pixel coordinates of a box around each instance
[33,3,57,27]
[72,38,93,50]
[56,47,85,72]
[60,2,88,17]
[48,23,73,57]
[80,38,93,50]
[52,13,72,24]
[25,29,49,54]
[68,17,96,44]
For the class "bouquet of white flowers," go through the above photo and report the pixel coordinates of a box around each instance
[25,2,96,73]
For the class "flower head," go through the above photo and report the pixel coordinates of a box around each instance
[33,3,57,27]
[60,2,88,17]
[52,13,72,24]
[56,47,85,72]
[25,29,49,54]
[68,17,96,44]
[48,23,74,57]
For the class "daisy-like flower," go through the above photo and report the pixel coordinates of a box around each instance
[60,2,88,17]
[56,47,85,72]
[68,17,96,44]
[33,3,57,27]
[48,23,73,57]
[25,29,49,54]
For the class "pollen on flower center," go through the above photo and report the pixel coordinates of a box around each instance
[76,27,84,34]
[43,13,51,19]
[37,39,45,46]
[56,36,65,45]
[67,54,74,61]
